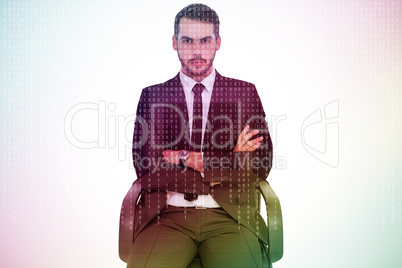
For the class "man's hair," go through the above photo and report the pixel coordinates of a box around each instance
[174,3,220,39]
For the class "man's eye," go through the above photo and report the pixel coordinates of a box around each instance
[182,39,192,44]
[201,39,211,43]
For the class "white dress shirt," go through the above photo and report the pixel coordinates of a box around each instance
[166,69,221,208]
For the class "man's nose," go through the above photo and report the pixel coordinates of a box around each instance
[192,54,202,60]
[192,42,201,54]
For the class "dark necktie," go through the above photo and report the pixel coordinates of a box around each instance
[191,83,204,152]
[184,83,205,202]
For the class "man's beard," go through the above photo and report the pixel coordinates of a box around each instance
[179,54,215,76]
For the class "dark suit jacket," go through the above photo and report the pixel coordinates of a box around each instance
[119,71,273,262]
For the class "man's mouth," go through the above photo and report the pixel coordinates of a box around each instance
[189,60,206,66]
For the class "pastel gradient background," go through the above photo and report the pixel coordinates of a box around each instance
[1,0,400,267]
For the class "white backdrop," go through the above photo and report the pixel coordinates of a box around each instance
[1,0,400,267]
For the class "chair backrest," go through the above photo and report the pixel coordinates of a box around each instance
[258,180,284,264]
[119,181,141,263]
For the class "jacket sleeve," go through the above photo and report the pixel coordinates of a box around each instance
[202,85,273,183]
[132,88,210,195]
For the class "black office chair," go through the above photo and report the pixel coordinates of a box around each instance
[119,180,283,267]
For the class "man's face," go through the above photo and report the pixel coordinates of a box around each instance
[173,18,221,81]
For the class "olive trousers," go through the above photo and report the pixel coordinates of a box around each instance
[127,206,263,268]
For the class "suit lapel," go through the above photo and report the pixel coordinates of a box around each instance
[167,71,228,151]
[203,71,227,150]
[167,74,191,150]
[165,71,237,151]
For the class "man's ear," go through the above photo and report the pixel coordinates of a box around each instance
[216,36,221,51]
[172,35,178,50]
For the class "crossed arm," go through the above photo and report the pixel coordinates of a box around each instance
[163,125,263,175]
[133,86,272,193]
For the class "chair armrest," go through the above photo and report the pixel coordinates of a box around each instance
[258,180,284,263]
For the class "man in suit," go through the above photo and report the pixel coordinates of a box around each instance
[124,4,273,267]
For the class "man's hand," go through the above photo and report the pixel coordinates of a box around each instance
[210,125,263,186]
[163,125,263,186]
[162,150,180,165]
[233,125,263,152]
[186,151,204,174]
[162,150,204,173]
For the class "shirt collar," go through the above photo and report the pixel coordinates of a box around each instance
[179,68,216,95]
